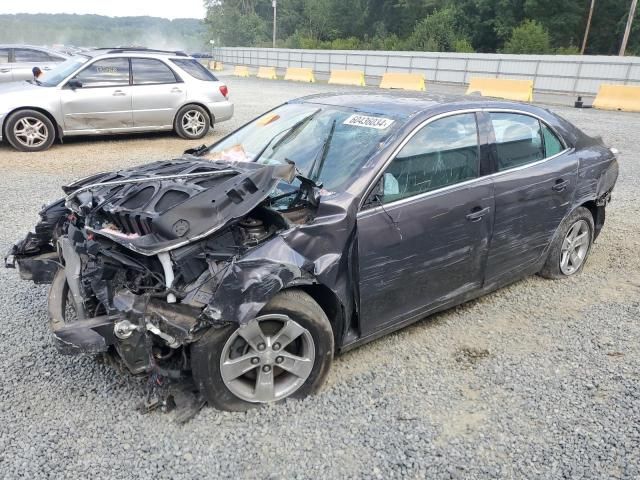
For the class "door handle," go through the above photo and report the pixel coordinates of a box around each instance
[112,90,126,96]
[466,206,490,222]
[552,179,569,192]
[170,87,183,93]
[0,68,9,73]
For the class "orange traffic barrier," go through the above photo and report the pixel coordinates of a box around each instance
[466,77,533,102]
[284,67,315,83]
[379,72,425,91]
[257,66,278,80]
[328,70,366,86]
[233,65,250,77]
[593,84,640,112]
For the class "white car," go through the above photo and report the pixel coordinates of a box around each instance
[0,44,69,83]
[0,48,233,151]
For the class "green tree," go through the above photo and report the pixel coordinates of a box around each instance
[502,19,552,54]
[405,8,471,52]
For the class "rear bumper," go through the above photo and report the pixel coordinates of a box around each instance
[208,100,233,124]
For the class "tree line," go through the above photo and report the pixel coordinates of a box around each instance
[205,0,640,55]
[0,14,207,52]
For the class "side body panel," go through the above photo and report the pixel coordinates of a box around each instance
[60,86,133,131]
[484,152,579,285]
[357,178,494,336]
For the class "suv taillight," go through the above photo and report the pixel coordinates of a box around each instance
[219,85,228,98]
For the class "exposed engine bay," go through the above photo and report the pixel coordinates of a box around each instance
[5,156,335,379]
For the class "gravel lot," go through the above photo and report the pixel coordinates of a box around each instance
[1,75,639,479]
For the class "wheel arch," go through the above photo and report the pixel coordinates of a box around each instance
[579,199,605,240]
[3,106,62,142]
[174,102,214,127]
[293,284,345,347]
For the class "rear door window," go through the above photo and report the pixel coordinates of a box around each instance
[132,58,178,85]
[542,123,564,157]
[74,58,130,87]
[14,49,53,63]
[490,112,544,171]
[0,48,9,64]
[171,58,218,81]
[382,113,480,203]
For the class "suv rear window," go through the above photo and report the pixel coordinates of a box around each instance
[171,58,218,81]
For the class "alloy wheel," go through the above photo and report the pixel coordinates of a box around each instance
[220,314,315,403]
[13,117,49,148]
[181,110,206,136]
[560,219,590,275]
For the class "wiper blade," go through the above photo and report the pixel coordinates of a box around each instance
[252,109,321,163]
[308,119,336,183]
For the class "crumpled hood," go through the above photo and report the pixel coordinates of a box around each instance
[64,157,295,256]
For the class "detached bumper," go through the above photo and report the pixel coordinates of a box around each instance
[208,100,233,124]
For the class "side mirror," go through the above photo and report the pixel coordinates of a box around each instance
[67,79,82,89]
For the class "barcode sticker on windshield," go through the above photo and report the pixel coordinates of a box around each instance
[343,114,394,130]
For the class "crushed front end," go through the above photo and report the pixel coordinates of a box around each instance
[5,157,307,376]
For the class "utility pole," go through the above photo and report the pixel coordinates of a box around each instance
[619,0,638,56]
[272,0,277,48]
[581,0,596,54]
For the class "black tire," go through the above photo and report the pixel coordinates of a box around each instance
[5,109,55,152]
[174,104,211,140]
[539,206,595,280]
[191,289,334,412]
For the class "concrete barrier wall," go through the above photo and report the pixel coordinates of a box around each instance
[213,47,640,95]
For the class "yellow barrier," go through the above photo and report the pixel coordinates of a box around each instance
[328,70,366,86]
[257,66,278,80]
[593,84,640,112]
[379,72,425,91]
[466,77,533,102]
[213,61,224,72]
[284,67,315,83]
[233,65,250,77]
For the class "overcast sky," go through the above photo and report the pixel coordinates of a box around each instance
[3,0,207,20]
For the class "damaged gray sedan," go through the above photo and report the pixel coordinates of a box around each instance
[6,93,618,411]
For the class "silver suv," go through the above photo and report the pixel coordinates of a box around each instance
[0,48,233,151]
[0,45,69,83]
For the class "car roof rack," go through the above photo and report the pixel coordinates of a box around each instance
[99,48,189,57]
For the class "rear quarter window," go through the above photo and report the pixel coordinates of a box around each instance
[171,58,218,81]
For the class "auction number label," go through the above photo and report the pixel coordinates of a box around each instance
[343,114,394,130]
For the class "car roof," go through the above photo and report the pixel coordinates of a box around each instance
[291,92,542,119]
[83,48,191,59]
[0,44,70,57]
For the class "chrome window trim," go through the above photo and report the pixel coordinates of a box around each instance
[357,107,571,216]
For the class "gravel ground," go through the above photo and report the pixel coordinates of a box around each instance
[1,76,639,479]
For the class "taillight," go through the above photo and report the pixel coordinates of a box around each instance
[219,85,228,98]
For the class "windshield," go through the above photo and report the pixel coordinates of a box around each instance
[202,103,403,192]
[40,56,90,87]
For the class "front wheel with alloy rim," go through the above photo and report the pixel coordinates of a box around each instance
[5,109,55,152]
[191,290,334,411]
[539,206,595,279]
[175,105,210,140]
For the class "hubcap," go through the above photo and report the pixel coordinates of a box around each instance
[560,219,590,275]
[181,110,206,136]
[13,117,48,148]
[220,314,315,403]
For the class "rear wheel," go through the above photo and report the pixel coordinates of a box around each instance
[191,290,334,411]
[5,109,55,152]
[174,105,210,139]
[539,207,594,279]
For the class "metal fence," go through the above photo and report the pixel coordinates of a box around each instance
[213,47,640,95]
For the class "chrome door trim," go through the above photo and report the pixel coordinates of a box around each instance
[358,107,571,216]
